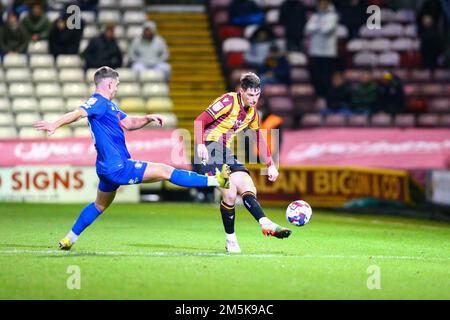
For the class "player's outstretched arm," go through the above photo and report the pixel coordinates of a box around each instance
[256,129,279,182]
[120,114,164,131]
[34,108,87,136]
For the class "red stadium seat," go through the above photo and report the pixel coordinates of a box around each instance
[226,52,245,68]
[218,25,244,41]
[406,98,428,113]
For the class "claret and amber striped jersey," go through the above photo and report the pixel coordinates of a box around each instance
[204,92,260,148]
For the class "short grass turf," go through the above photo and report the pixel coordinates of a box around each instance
[0,202,449,300]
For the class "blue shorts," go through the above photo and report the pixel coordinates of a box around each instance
[98,159,148,192]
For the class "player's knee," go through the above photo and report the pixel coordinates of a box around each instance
[222,193,236,205]
[161,164,175,180]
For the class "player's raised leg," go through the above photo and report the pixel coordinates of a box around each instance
[219,184,241,253]
[142,162,230,188]
[232,172,291,239]
[59,189,117,250]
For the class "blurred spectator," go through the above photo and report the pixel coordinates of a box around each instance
[76,0,98,12]
[0,11,29,55]
[82,24,122,70]
[128,20,170,80]
[48,11,84,58]
[244,25,274,68]
[324,71,352,115]
[351,70,378,113]
[335,0,366,39]
[417,0,446,35]
[259,44,291,87]
[305,0,339,98]
[419,15,443,71]
[377,71,405,115]
[278,0,307,52]
[21,2,51,42]
[229,0,264,27]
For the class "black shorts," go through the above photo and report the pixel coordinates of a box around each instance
[201,141,249,176]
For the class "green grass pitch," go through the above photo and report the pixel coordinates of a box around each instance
[0,202,449,300]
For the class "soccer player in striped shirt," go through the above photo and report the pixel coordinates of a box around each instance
[195,72,291,253]
[34,66,230,250]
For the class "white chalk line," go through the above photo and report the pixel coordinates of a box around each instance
[0,248,449,262]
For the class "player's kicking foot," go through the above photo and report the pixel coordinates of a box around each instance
[216,164,231,189]
[261,222,292,239]
[59,237,73,250]
[225,239,241,253]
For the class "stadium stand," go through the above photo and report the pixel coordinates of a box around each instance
[208,0,450,129]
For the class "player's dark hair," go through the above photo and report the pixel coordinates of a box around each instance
[94,66,119,85]
[240,72,261,90]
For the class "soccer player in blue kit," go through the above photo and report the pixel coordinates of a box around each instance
[34,66,230,250]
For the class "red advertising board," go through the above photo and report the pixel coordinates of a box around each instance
[0,129,192,169]
[281,128,450,170]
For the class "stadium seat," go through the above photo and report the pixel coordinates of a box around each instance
[209,0,232,10]
[122,11,147,25]
[79,39,89,54]
[8,83,34,97]
[65,98,86,112]
[263,84,289,97]
[18,126,46,138]
[337,25,349,38]
[118,40,129,53]
[347,113,369,127]
[394,9,415,23]
[267,97,294,112]
[403,24,417,37]
[380,8,396,23]
[81,11,96,24]
[243,24,259,39]
[3,54,28,68]
[98,0,118,9]
[410,69,431,82]
[381,23,404,38]
[36,83,62,98]
[113,25,126,39]
[287,52,308,66]
[5,68,31,82]
[226,52,245,68]
[39,97,65,112]
[378,51,400,67]
[391,38,415,51]
[272,25,285,38]
[265,9,280,24]
[353,51,378,67]
[0,126,17,139]
[59,69,85,83]
[116,68,136,82]
[421,84,443,96]
[119,98,146,113]
[359,25,383,38]
[146,97,173,112]
[73,127,91,137]
[57,55,82,68]
[157,112,177,128]
[119,0,144,9]
[290,84,315,97]
[324,113,347,127]
[142,83,169,97]
[417,114,439,127]
[434,69,450,82]
[83,25,100,39]
[346,39,369,52]
[394,114,415,127]
[29,54,54,68]
[27,40,48,54]
[368,38,391,52]
[45,125,73,138]
[116,83,141,98]
[0,69,4,82]
[98,10,122,24]
[46,11,60,22]
[32,68,59,82]
[213,10,229,25]
[429,98,450,113]
[370,112,392,127]
[0,83,7,96]
[300,113,322,128]
[15,113,40,127]
[0,113,14,126]
[219,25,244,41]
[126,25,143,39]
[139,70,165,83]
[62,83,89,98]
[438,114,450,127]
[222,37,250,53]
[11,98,38,112]
[290,68,310,83]
[0,97,11,112]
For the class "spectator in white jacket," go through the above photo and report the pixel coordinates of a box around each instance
[305,0,339,98]
[128,21,170,80]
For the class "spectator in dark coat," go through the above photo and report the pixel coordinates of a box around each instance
[0,11,29,55]
[21,2,51,42]
[351,70,378,113]
[278,0,307,52]
[229,0,264,27]
[335,0,366,39]
[419,15,443,71]
[48,12,84,58]
[377,71,405,115]
[324,71,352,114]
[244,25,274,68]
[82,24,122,70]
[259,44,291,87]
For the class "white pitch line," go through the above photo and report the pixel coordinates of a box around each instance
[0,248,449,262]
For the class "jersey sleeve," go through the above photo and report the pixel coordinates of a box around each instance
[248,110,260,130]
[80,97,107,118]
[205,94,234,120]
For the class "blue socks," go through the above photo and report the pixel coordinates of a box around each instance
[169,169,214,187]
[72,202,102,236]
